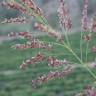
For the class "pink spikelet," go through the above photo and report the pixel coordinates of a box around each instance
[34,22,62,41]
[81,0,89,31]
[83,33,92,42]
[47,56,68,67]
[22,0,44,16]
[32,66,74,87]
[90,12,96,33]
[8,32,33,41]
[92,45,96,53]
[1,1,27,14]
[20,52,45,70]
[0,17,27,24]
[11,39,52,50]
[75,86,96,96]
[58,0,72,31]
[1,1,43,17]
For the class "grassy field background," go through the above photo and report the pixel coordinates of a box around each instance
[0,33,96,96]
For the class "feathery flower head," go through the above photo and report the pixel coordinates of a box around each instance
[83,33,92,42]
[90,12,96,33]
[32,66,74,87]
[11,38,52,50]
[1,0,45,21]
[58,0,72,31]
[48,56,68,67]
[82,0,89,31]
[21,0,43,16]
[76,86,96,96]
[1,17,27,24]
[34,22,62,41]
[8,31,33,41]
[20,52,45,70]
[92,45,96,53]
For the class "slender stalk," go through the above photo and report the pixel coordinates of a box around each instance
[43,40,96,80]
[62,42,96,80]
[85,42,89,62]
[62,27,71,47]
[64,30,71,47]
[80,30,83,62]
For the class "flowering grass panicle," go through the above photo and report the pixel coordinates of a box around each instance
[76,86,96,96]
[83,33,92,42]
[20,52,45,70]
[8,31,34,41]
[11,38,52,50]
[90,13,96,33]
[21,0,44,16]
[32,66,74,87]
[57,0,72,31]
[34,22,62,41]
[0,16,27,24]
[48,56,68,68]
[92,46,96,53]
[1,0,96,91]
[81,0,89,31]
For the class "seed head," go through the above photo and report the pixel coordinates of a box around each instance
[48,56,68,67]
[58,0,72,31]
[1,17,27,24]
[20,52,45,70]
[34,22,62,41]
[92,46,96,53]
[90,12,96,33]
[32,66,74,86]
[82,0,89,31]
[83,33,92,42]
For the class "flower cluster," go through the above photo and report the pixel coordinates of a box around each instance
[75,86,96,96]
[32,66,74,87]
[90,13,96,33]
[1,0,44,18]
[48,56,68,67]
[92,46,96,53]
[81,0,89,31]
[83,33,92,42]
[8,31,52,50]
[20,52,45,70]
[57,0,72,31]
[1,1,27,14]
[34,22,62,41]
[1,16,27,24]
[21,0,43,16]
[8,31,33,41]
[12,39,52,50]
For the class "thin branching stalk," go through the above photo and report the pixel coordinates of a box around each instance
[64,29,71,47]
[85,42,89,62]
[80,30,83,62]
[43,40,96,80]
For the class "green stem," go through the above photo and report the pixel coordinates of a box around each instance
[62,42,96,80]
[85,42,89,62]
[64,29,71,47]
[80,30,83,62]
[43,40,96,80]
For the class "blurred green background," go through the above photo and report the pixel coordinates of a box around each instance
[0,0,96,96]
